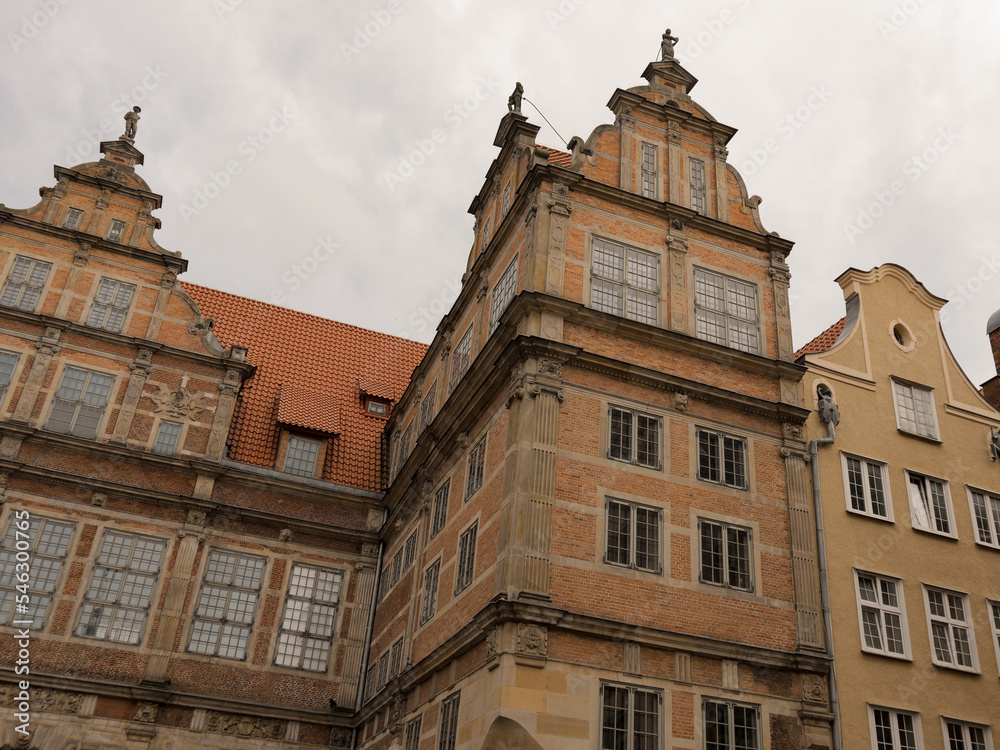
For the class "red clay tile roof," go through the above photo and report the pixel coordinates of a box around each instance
[536,144,573,168]
[794,318,846,360]
[182,283,427,492]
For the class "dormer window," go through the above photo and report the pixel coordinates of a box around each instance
[366,398,389,417]
[106,219,127,242]
[283,434,322,478]
[63,208,83,230]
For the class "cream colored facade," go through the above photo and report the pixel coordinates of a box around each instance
[800,264,1000,750]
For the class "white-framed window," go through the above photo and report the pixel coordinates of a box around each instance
[274,563,342,672]
[465,436,486,499]
[699,519,752,592]
[455,521,478,594]
[404,716,422,750]
[152,420,183,456]
[488,257,519,333]
[697,428,747,490]
[606,498,661,574]
[438,691,461,750]
[75,530,166,645]
[419,381,437,431]
[106,219,127,242]
[989,600,1000,678]
[694,267,760,354]
[590,236,659,326]
[968,489,1000,548]
[703,698,760,750]
[502,184,511,216]
[86,277,137,333]
[943,719,992,750]
[449,327,473,394]
[924,585,978,672]
[641,143,658,199]
[0,351,20,403]
[46,366,116,439]
[431,480,450,538]
[843,454,892,520]
[1,256,52,312]
[63,207,83,229]
[608,405,661,469]
[188,548,266,660]
[601,682,661,750]
[420,559,440,625]
[689,157,707,215]
[869,705,922,750]
[892,380,938,439]
[0,514,75,629]
[284,434,321,478]
[855,570,910,659]
[905,471,954,536]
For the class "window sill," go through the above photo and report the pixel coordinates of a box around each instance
[846,509,895,524]
[910,524,959,541]
[860,648,913,662]
[896,428,942,444]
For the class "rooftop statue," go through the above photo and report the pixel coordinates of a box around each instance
[122,106,141,141]
[661,29,678,60]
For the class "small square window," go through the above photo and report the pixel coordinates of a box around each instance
[465,436,486,500]
[106,219,127,242]
[923,585,978,672]
[152,420,182,455]
[366,399,388,416]
[63,208,83,229]
[86,277,137,333]
[892,380,938,439]
[284,434,321,478]
[606,499,661,574]
[697,428,747,489]
[855,570,911,659]
[842,454,892,520]
[1,256,53,312]
[699,519,752,591]
[868,705,923,750]
[608,405,661,469]
[905,472,954,536]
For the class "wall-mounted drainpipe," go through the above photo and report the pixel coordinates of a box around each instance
[351,540,385,750]
[810,388,841,750]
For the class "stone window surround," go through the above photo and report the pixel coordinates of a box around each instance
[85,276,138,334]
[698,517,753,593]
[150,418,185,456]
[0,511,76,630]
[601,680,663,750]
[454,518,479,595]
[43,361,118,440]
[702,696,762,750]
[1,254,54,313]
[272,562,344,674]
[693,266,761,355]
[691,509,763,603]
[605,402,663,472]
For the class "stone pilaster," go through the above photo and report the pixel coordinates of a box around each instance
[54,243,91,319]
[544,183,571,297]
[666,120,683,204]
[110,349,153,445]
[340,547,379,708]
[12,327,60,424]
[666,223,690,333]
[496,358,565,600]
[616,106,635,191]
[769,250,794,362]
[142,529,201,683]
[144,265,180,341]
[713,137,729,223]
[205,367,241,461]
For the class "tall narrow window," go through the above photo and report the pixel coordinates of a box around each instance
[697,428,747,489]
[106,219,127,242]
[590,236,659,326]
[274,564,342,672]
[390,548,403,587]
[0,351,20,403]
[502,184,511,216]
[284,434,321,478]
[389,637,404,678]
[905,472,953,536]
[968,489,1000,548]
[892,380,938,439]
[482,218,491,251]
[699,519,752,591]
[188,549,266,660]
[152,420,183,455]
[449,328,473,394]
[855,571,910,658]
[489,257,519,333]
[376,650,389,689]
[419,381,437,431]
[601,683,661,750]
[988,600,1000,678]
[46,366,116,439]
[704,699,760,750]
[1,256,52,312]
[641,143,658,198]
[694,267,760,353]
[455,522,478,594]
[86,277,137,333]
[63,208,83,229]
[432,480,450,537]
[465,436,486,499]
[689,157,706,214]
[869,706,920,750]
[608,405,661,469]
[843,454,891,519]
[75,530,166,644]
[606,499,661,573]
[404,716,422,750]
[420,560,440,625]
[438,692,461,750]
[404,532,417,570]
[0,515,75,628]
[924,586,977,671]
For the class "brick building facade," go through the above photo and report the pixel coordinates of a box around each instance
[0,38,836,750]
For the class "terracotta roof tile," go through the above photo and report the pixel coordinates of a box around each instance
[794,318,845,360]
[535,144,573,168]
[182,283,427,492]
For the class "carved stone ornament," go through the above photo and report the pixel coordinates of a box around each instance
[150,383,212,419]
[91,491,107,507]
[366,508,384,532]
[329,727,353,748]
[279,528,293,542]
[672,392,688,412]
[0,684,83,714]
[616,104,635,129]
[802,674,829,704]
[0,469,10,501]
[0,435,22,459]
[101,165,123,183]
[485,626,500,659]
[52,178,69,198]
[670,218,684,232]
[515,623,547,658]
[204,710,286,739]
[781,423,804,441]
[186,508,207,526]
[361,542,379,557]
[537,359,563,378]
[768,265,791,285]
[74,242,92,266]
[134,701,158,722]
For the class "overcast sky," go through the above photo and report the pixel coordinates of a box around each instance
[2,1,999,387]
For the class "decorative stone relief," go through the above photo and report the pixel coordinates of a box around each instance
[515,623,547,658]
[0,435,23,459]
[133,702,158,722]
[361,543,379,557]
[624,643,641,675]
[73,242,91,266]
[366,508,384,532]
[675,652,692,682]
[485,626,500,659]
[666,120,682,145]
[329,727,353,748]
[666,230,690,332]
[52,178,69,198]
[279,528,293,542]
[671,392,688,412]
[0,469,10,502]
[12,327,61,423]
[95,189,111,211]
[149,383,211,419]
[544,183,572,296]
[802,674,829,704]
[0,685,84,714]
[615,104,635,130]
[538,359,562,378]
[713,135,729,161]
[203,710,286,739]
[206,368,241,462]
[722,660,739,690]
[781,423,804,441]
[91,492,107,507]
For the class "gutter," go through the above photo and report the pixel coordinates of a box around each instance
[808,399,841,750]
[352,540,384,750]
